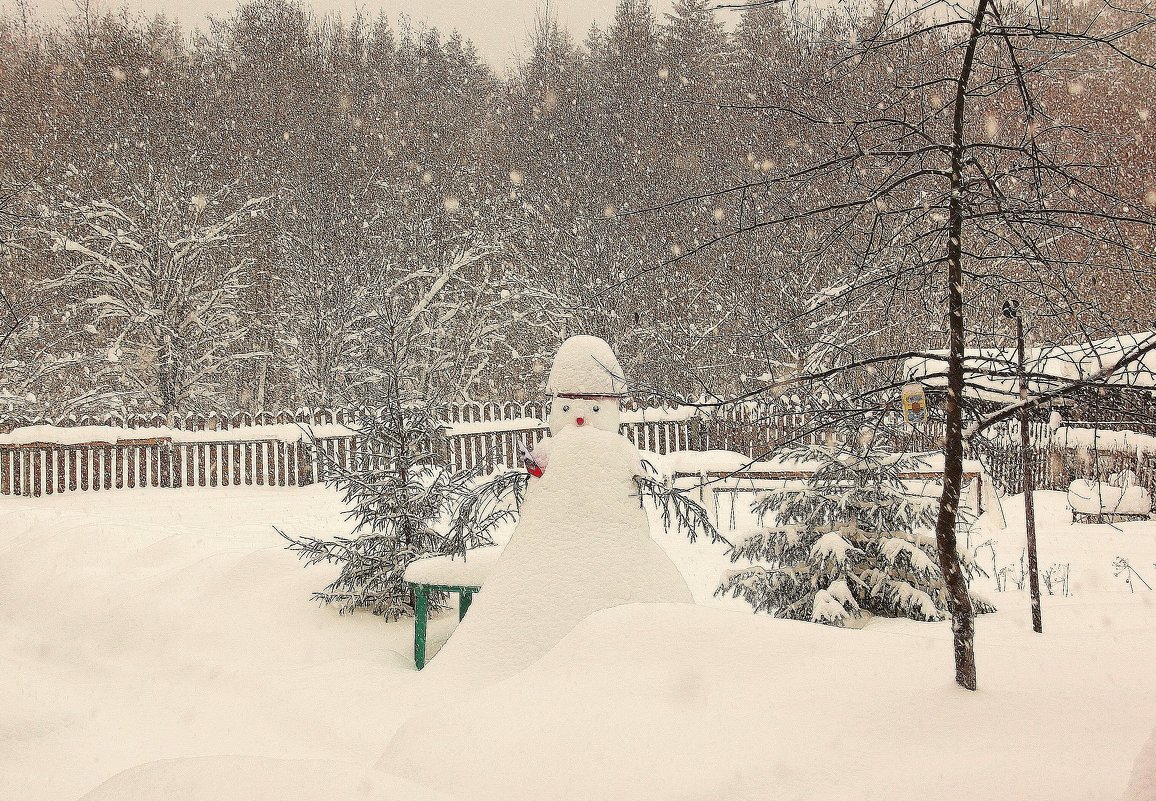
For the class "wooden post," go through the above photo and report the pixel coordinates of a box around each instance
[1014,309,1043,635]
[459,589,474,621]
[266,441,276,486]
[32,448,42,497]
[45,449,55,495]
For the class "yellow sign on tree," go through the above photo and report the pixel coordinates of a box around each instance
[902,383,927,425]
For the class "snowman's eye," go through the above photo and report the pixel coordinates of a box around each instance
[593,405,600,412]
[562,405,569,412]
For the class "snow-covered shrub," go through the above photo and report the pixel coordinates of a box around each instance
[718,435,994,625]
[281,403,484,618]
[281,323,514,619]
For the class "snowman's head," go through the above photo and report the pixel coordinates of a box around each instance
[549,396,622,435]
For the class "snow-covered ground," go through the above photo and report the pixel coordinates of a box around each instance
[2,484,1154,800]
[0,486,452,801]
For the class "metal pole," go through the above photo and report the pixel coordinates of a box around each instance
[414,585,428,669]
[1015,311,1043,634]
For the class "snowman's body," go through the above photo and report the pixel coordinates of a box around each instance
[421,336,691,685]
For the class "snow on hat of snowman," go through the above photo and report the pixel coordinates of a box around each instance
[545,335,627,435]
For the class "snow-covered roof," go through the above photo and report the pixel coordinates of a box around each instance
[904,331,1156,401]
[546,336,628,397]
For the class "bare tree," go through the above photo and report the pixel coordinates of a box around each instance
[623,0,1156,689]
[40,167,269,416]
[275,182,510,408]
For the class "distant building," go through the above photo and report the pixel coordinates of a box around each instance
[902,332,1156,432]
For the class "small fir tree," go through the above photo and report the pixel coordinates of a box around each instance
[282,404,493,619]
[281,318,508,619]
[718,431,993,626]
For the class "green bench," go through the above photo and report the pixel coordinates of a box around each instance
[403,546,503,670]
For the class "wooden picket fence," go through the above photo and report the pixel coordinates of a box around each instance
[0,404,818,497]
[0,438,318,497]
[975,441,1156,499]
[2,403,1151,500]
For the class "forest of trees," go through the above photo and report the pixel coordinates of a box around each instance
[0,0,1153,417]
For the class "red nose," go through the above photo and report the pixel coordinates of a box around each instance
[576,417,585,426]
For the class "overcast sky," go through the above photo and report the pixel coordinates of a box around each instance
[9,0,686,71]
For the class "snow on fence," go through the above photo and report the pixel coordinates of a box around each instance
[0,397,817,433]
[0,408,358,434]
[0,402,560,432]
[976,440,1156,500]
[0,438,317,496]
[0,405,823,498]
[5,403,1148,500]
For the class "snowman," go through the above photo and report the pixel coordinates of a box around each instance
[419,335,692,684]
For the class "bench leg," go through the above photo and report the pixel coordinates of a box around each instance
[414,586,428,670]
[459,589,473,621]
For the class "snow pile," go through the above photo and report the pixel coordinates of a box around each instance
[545,335,627,397]
[0,485,441,801]
[404,545,503,588]
[384,601,1156,801]
[977,489,1156,592]
[659,448,756,475]
[406,424,691,689]
[1067,479,1152,516]
[4,483,1156,801]
[904,331,1156,398]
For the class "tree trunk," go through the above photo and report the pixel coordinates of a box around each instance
[254,352,269,413]
[1018,316,1043,633]
[159,349,175,416]
[935,0,991,692]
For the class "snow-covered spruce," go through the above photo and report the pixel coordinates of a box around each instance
[280,399,504,620]
[718,435,994,625]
